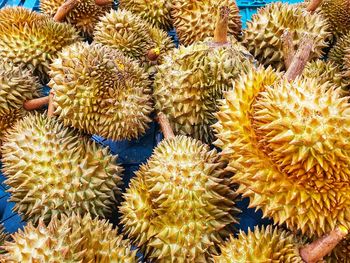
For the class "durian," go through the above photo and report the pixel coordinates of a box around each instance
[94,9,174,72]
[118,0,172,31]
[0,7,80,81]
[48,42,153,140]
[0,224,9,255]
[2,214,138,262]
[329,31,350,66]
[320,0,350,37]
[40,0,112,37]
[242,2,331,71]
[120,135,240,262]
[213,226,306,263]
[213,66,350,238]
[1,112,123,224]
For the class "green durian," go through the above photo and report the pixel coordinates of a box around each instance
[320,0,350,37]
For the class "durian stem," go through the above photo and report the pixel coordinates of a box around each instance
[282,29,295,70]
[285,34,313,81]
[213,5,230,44]
[156,112,175,139]
[300,226,348,263]
[95,0,113,6]
[53,0,79,22]
[306,0,322,12]
[147,48,160,62]
[23,96,49,111]
[47,90,55,118]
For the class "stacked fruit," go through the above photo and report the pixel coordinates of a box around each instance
[0,0,350,262]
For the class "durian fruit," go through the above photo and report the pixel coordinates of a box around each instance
[2,214,138,262]
[213,66,350,238]
[1,112,123,224]
[40,0,112,37]
[242,2,331,71]
[94,9,174,72]
[120,135,240,262]
[0,7,80,81]
[171,0,241,46]
[213,226,306,263]
[118,0,172,31]
[48,42,153,141]
[0,224,9,255]
[320,0,350,37]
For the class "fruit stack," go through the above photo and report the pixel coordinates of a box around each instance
[0,0,350,262]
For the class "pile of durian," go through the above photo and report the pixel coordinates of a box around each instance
[1,0,350,262]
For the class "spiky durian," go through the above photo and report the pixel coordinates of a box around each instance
[120,135,240,262]
[94,9,174,71]
[118,0,172,31]
[0,7,80,82]
[213,66,350,238]
[0,224,9,255]
[153,39,254,143]
[40,0,112,37]
[242,2,331,71]
[1,112,123,224]
[2,214,138,262]
[213,226,306,263]
[48,42,153,141]
[320,0,350,37]
[171,0,241,46]
[329,32,350,66]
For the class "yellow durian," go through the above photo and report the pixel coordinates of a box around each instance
[320,0,350,37]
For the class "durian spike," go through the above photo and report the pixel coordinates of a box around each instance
[95,0,113,6]
[306,0,323,12]
[47,90,55,118]
[281,29,295,70]
[156,112,175,139]
[53,0,79,22]
[285,34,314,81]
[23,96,49,111]
[300,226,348,263]
[213,4,230,44]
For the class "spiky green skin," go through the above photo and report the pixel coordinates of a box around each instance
[119,0,172,31]
[214,66,350,238]
[1,112,123,224]
[243,2,331,71]
[0,7,80,82]
[171,0,242,46]
[120,136,240,262]
[3,214,138,262]
[49,42,153,141]
[329,32,350,66]
[153,40,254,144]
[40,0,111,37]
[321,0,350,37]
[214,226,305,263]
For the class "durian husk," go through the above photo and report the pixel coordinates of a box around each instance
[320,0,350,37]
[153,38,254,143]
[1,112,123,224]
[120,136,240,262]
[40,0,112,37]
[213,226,306,263]
[242,2,331,71]
[49,42,153,141]
[2,214,138,262]
[171,0,241,46]
[0,224,9,255]
[213,66,350,238]
[0,7,80,82]
[118,0,173,31]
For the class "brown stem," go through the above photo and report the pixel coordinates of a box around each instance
[281,29,295,70]
[300,226,348,263]
[306,0,322,12]
[95,0,113,5]
[53,0,79,22]
[285,34,314,81]
[156,112,175,139]
[23,96,49,111]
[147,48,160,62]
[47,90,55,118]
[213,5,230,44]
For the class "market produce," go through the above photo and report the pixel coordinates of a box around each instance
[320,0,350,37]
[171,0,241,45]
[154,5,254,143]
[0,6,80,82]
[1,214,138,262]
[329,32,350,66]
[118,0,172,31]
[1,112,123,224]
[48,42,153,140]
[243,2,330,71]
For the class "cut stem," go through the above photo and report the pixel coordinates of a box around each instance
[147,48,160,62]
[213,5,230,44]
[47,90,55,118]
[306,0,322,12]
[95,0,113,5]
[53,0,79,22]
[23,96,49,111]
[281,29,295,70]
[300,226,348,263]
[157,112,175,139]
